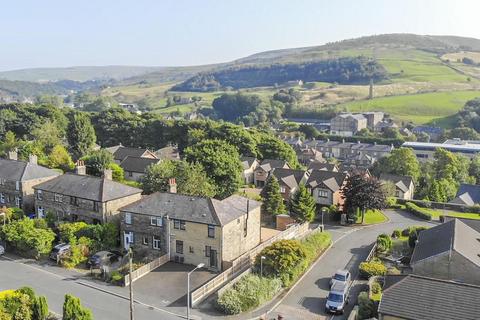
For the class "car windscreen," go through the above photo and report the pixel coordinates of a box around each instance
[328,293,344,303]
[334,274,346,281]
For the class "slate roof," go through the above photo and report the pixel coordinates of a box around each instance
[306,170,347,192]
[154,145,180,160]
[270,168,307,190]
[380,173,414,193]
[307,161,337,172]
[33,173,142,202]
[120,156,160,174]
[450,183,480,206]
[240,156,258,170]
[378,274,480,320]
[106,145,157,162]
[0,158,60,181]
[257,159,289,172]
[120,193,260,226]
[411,219,480,267]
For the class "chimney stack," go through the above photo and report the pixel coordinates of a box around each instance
[7,149,17,161]
[168,178,177,194]
[103,169,113,180]
[29,154,38,165]
[75,160,86,175]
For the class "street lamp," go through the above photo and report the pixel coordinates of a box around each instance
[187,263,204,320]
[260,255,266,277]
[320,207,327,232]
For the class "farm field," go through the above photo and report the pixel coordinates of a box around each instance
[339,90,480,126]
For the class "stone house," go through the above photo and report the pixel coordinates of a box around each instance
[378,274,480,320]
[380,173,415,200]
[254,159,290,187]
[240,156,259,185]
[307,161,339,172]
[305,170,347,208]
[0,153,60,213]
[330,113,367,136]
[33,164,142,223]
[269,168,310,201]
[410,218,480,285]
[105,144,158,164]
[119,156,161,181]
[119,183,261,271]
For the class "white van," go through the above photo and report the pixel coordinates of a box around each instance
[325,281,350,314]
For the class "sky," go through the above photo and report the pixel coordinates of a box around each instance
[1,0,480,71]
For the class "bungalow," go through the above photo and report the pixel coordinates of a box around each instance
[240,156,259,185]
[380,173,415,200]
[0,153,60,213]
[106,144,158,164]
[254,159,290,187]
[410,218,480,285]
[269,168,310,200]
[119,184,261,271]
[119,156,161,181]
[33,163,142,224]
[450,183,480,206]
[305,170,347,207]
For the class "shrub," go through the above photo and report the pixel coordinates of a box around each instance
[33,296,49,320]
[216,274,282,314]
[391,229,402,238]
[371,281,382,295]
[358,291,375,320]
[408,226,428,248]
[386,197,397,207]
[401,226,415,237]
[58,222,89,243]
[62,294,93,320]
[61,237,90,269]
[405,202,433,220]
[359,260,387,279]
[109,271,124,285]
[376,234,392,253]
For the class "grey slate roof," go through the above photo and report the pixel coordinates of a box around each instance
[380,173,414,193]
[120,156,160,173]
[240,156,258,170]
[450,183,480,206]
[258,159,289,172]
[0,158,60,181]
[106,145,157,162]
[306,170,347,192]
[154,145,180,160]
[270,168,307,190]
[120,193,260,226]
[378,275,480,320]
[307,161,337,172]
[411,219,480,267]
[33,173,142,202]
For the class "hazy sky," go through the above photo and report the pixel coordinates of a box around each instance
[1,0,480,71]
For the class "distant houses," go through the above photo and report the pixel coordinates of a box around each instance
[105,144,158,164]
[380,173,414,200]
[254,159,291,187]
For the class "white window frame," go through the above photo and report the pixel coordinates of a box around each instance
[38,206,45,218]
[54,193,63,203]
[37,190,43,200]
[142,236,149,245]
[15,181,20,191]
[318,190,329,198]
[0,193,4,204]
[15,196,21,207]
[280,186,286,193]
[151,216,162,226]
[0,178,4,185]
[153,236,161,250]
[125,212,132,225]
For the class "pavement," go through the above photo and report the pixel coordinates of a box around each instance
[0,209,436,320]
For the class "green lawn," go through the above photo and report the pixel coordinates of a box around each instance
[356,209,388,225]
[340,90,480,126]
[420,207,480,220]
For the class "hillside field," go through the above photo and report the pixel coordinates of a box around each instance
[339,90,480,126]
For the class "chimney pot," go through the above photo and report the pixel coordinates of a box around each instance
[168,178,177,194]
[29,154,38,165]
[103,169,113,180]
[7,150,18,161]
[75,160,86,175]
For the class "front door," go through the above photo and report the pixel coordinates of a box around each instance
[123,232,133,250]
[210,250,218,269]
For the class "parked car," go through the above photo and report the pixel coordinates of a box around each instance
[0,245,4,256]
[87,251,121,269]
[325,281,350,315]
[329,269,351,288]
[50,243,71,261]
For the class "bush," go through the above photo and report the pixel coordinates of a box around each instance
[359,260,387,279]
[371,281,382,295]
[376,234,392,253]
[386,197,397,207]
[358,291,376,320]
[109,271,124,285]
[391,229,401,238]
[58,222,89,243]
[408,226,428,248]
[405,202,433,220]
[401,226,415,237]
[33,296,49,320]
[62,294,93,320]
[61,237,89,269]
[216,274,282,315]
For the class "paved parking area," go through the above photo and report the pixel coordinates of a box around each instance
[132,262,217,308]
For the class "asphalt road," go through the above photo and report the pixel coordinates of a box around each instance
[0,210,435,320]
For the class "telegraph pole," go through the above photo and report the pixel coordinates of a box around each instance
[129,248,134,320]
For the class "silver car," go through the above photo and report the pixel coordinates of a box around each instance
[325,281,350,315]
[329,269,351,288]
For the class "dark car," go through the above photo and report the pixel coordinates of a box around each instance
[49,243,71,261]
[87,251,121,269]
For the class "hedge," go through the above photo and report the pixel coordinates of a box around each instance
[405,202,433,220]
[359,259,387,279]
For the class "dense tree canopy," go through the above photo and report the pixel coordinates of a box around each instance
[372,147,420,182]
[67,112,96,160]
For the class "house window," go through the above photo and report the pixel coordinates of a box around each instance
[15,181,20,191]
[15,196,22,207]
[70,197,78,206]
[151,216,163,226]
[208,225,215,238]
[280,186,286,193]
[54,193,63,203]
[153,236,161,250]
[189,246,194,253]
[0,193,4,204]
[176,240,184,254]
[128,171,133,177]
[37,190,43,200]
[93,201,100,212]
[0,178,4,185]
[318,190,329,198]
[205,245,211,257]
[125,212,132,225]
[174,219,185,230]
[143,236,149,246]
[37,206,45,218]
[395,190,401,197]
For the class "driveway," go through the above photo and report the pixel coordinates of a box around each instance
[132,262,217,309]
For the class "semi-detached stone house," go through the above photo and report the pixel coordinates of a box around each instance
[33,165,142,224]
[119,189,261,271]
[0,154,60,213]
[305,170,347,208]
